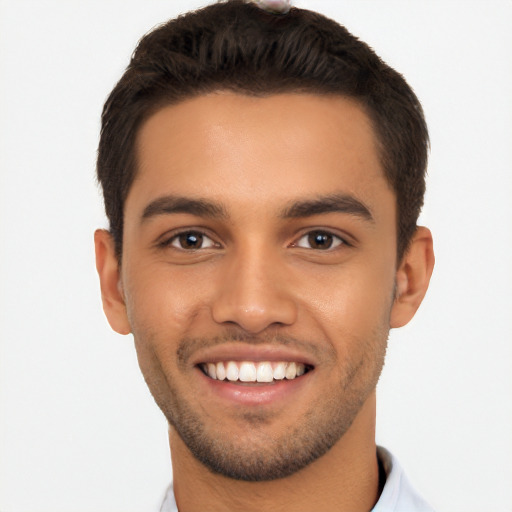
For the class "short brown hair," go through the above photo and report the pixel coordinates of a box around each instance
[97,0,429,260]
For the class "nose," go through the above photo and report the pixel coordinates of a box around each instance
[211,246,298,334]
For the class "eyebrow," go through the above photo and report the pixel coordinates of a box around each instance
[281,193,374,222]
[140,192,374,224]
[141,195,227,222]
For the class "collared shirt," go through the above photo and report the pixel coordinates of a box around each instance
[371,447,435,512]
[159,446,435,512]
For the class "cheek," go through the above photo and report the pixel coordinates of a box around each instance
[123,261,215,337]
[300,258,396,338]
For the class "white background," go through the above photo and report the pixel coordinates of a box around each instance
[1,1,511,511]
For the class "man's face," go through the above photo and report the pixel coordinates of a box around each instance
[118,93,398,480]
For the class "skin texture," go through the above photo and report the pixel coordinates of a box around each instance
[95,93,434,512]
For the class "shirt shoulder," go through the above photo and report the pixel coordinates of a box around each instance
[372,446,435,512]
[159,484,178,512]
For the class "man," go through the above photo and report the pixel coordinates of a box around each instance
[94,1,435,510]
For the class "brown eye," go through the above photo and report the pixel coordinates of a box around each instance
[296,230,343,250]
[170,231,215,250]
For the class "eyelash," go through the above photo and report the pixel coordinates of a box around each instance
[293,230,348,251]
[159,230,218,251]
[159,229,349,252]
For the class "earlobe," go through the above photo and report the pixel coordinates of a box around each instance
[94,229,131,335]
[390,226,435,328]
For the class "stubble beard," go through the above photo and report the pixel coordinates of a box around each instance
[134,324,389,482]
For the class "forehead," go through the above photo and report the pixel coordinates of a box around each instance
[126,92,393,221]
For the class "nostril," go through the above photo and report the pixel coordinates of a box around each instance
[212,303,297,334]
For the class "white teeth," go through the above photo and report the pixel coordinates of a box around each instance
[226,361,239,382]
[202,361,308,382]
[207,363,217,380]
[274,363,286,380]
[273,362,286,380]
[239,362,257,382]
[216,362,226,381]
[256,362,274,382]
[285,362,297,379]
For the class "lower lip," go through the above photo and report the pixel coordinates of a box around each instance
[196,367,312,406]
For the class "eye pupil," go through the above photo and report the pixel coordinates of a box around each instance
[308,231,333,249]
[179,232,203,249]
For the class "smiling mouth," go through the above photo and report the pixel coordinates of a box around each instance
[199,361,312,383]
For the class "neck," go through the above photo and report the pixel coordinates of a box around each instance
[170,392,380,512]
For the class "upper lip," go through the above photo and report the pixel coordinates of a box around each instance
[190,343,317,368]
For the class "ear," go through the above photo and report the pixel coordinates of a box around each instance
[94,229,131,335]
[390,226,435,328]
